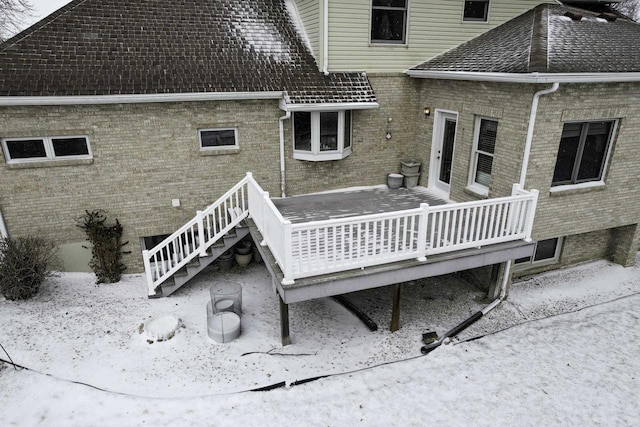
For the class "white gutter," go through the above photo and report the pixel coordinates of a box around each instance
[322,0,329,75]
[520,82,560,187]
[278,110,291,197]
[0,91,284,106]
[0,208,8,238]
[405,70,640,84]
[284,101,379,112]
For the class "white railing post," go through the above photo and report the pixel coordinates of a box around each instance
[196,210,207,257]
[511,183,522,196]
[142,250,155,296]
[282,220,295,285]
[260,192,270,246]
[523,189,539,242]
[416,203,429,261]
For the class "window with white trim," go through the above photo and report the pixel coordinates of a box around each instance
[551,120,615,187]
[468,117,497,194]
[2,136,91,163]
[370,0,408,44]
[514,237,563,269]
[293,111,352,161]
[463,0,490,22]
[198,128,238,151]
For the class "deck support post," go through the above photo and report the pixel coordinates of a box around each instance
[279,295,291,346]
[390,283,402,332]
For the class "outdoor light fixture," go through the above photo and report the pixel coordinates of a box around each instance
[386,131,392,140]
[424,107,431,117]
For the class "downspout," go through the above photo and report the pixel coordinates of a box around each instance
[421,84,560,355]
[279,110,291,198]
[0,208,7,238]
[322,0,329,75]
[519,82,560,187]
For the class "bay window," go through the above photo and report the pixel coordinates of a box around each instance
[293,111,352,161]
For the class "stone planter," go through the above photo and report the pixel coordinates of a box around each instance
[234,240,252,255]
[401,160,421,175]
[387,173,403,189]
[402,172,420,188]
[235,252,252,267]
[215,250,235,269]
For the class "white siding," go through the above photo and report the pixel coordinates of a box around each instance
[328,0,554,72]
[294,0,322,65]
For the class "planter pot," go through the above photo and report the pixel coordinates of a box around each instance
[215,250,235,269]
[234,240,252,255]
[401,160,421,175]
[235,252,252,267]
[402,172,420,188]
[387,173,403,189]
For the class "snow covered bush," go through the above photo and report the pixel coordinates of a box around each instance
[0,236,58,300]
[76,210,130,284]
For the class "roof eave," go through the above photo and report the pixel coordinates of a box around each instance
[281,101,380,112]
[405,70,640,84]
[0,91,285,106]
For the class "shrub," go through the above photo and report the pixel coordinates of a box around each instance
[0,236,58,300]
[76,210,130,284]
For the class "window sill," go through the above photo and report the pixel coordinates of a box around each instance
[294,149,351,162]
[464,184,489,199]
[549,181,606,196]
[369,41,408,48]
[199,147,240,156]
[6,158,94,169]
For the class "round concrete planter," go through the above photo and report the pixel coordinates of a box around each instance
[387,173,403,189]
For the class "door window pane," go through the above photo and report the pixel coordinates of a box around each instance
[439,119,456,184]
[294,112,312,152]
[319,112,338,152]
[52,137,89,157]
[5,139,47,159]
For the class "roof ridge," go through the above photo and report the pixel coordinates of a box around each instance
[528,4,549,73]
[0,0,91,52]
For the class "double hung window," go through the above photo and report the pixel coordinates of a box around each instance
[370,0,408,44]
[468,117,497,194]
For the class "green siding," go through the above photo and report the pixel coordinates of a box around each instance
[327,0,554,72]
[294,0,322,68]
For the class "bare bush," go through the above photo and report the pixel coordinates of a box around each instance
[0,236,58,300]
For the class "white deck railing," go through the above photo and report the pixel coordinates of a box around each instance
[144,173,538,292]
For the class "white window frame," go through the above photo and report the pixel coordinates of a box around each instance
[369,0,410,45]
[292,111,352,162]
[514,237,564,270]
[1,135,92,164]
[550,120,617,193]
[467,116,497,196]
[198,128,239,152]
[462,0,490,23]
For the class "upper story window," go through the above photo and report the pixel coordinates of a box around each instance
[199,128,238,151]
[463,1,490,22]
[552,120,616,187]
[370,0,408,44]
[293,111,352,161]
[468,117,497,195]
[2,136,91,164]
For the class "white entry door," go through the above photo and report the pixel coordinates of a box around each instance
[430,111,458,198]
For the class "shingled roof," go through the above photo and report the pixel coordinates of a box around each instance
[407,3,640,82]
[0,0,376,106]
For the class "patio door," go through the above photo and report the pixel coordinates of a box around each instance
[430,111,458,198]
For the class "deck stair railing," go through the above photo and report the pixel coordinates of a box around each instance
[144,173,539,293]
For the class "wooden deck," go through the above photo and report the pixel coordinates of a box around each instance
[273,186,448,223]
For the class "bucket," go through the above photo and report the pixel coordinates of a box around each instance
[387,173,403,189]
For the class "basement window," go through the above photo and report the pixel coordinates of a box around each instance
[2,136,91,164]
[463,1,490,22]
[293,111,352,161]
[514,237,563,269]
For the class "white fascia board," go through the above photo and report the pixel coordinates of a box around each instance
[0,91,284,106]
[282,102,379,112]
[405,70,640,84]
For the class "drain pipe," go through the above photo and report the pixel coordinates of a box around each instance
[519,82,560,187]
[279,110,291,198]
[0,208,8,238]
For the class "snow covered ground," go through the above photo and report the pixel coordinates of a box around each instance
[1,254,639,426]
